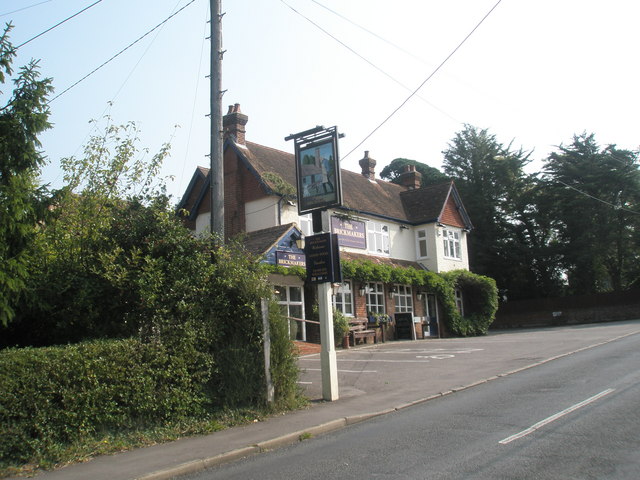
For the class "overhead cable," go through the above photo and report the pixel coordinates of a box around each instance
[555,179,640,215]
[48,0,197,104]
[14,0,103,50]
[341,0,503,161]
[310,0,428,66]
[0,0,52,18]
[280,0,459,123]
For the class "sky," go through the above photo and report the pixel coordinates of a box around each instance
[5,0,640,203]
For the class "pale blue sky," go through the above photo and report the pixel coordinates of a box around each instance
[5,0,639,203]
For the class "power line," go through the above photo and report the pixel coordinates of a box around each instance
[48,0,197,104]
[279,0,460,124]
[555,179,640,215]
[0,0,52,18]
[341,0,504,161]
[309,0,428,67]
[14,0,103,50]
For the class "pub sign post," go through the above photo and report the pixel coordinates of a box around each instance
[285,125,344,401]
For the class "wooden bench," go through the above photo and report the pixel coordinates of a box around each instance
[348,317,376,346]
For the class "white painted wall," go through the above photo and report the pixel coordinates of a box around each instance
[195,212,210,236]
[432,226,469,272]
[245,197,279,232]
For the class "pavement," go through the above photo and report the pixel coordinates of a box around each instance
[22,320,640,480]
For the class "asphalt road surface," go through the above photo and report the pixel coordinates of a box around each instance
[182,330,640,479]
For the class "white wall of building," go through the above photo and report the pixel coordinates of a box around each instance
[195,212,210,236]
[245,197,279,232]
[432,226,469,272]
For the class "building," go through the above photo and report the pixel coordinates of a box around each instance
[178,104,473,341]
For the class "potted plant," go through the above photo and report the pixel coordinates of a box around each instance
[333,309,350,348]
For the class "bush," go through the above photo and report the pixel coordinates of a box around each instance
[0,338,209,467]
[443,270,498,336]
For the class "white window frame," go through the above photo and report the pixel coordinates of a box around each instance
[332,281,354,316]
[394,285,413,313]
[367,221,390,256]
[443,228,462,260]
[275,285,306,341]
[299,214,312,237]
[365,282,385,314]
[416,228,428,259]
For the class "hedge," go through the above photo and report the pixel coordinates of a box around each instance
[0,338,208,467]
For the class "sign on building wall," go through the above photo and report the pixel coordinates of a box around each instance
[275,251,306,268]
[331,216,366,249]
[288,126,343,215]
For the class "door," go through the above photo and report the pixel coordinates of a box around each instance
[425,294,439,337]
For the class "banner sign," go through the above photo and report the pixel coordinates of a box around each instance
[288,126,343,215]
[331,216,366,249]
[275,251,306,268]
[304,233,342,284]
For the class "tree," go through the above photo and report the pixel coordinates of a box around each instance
[441,125,559,299]
[4,120,171,345]
[542,133,640,293]
[0,24,52,326]
[380,158,449,186]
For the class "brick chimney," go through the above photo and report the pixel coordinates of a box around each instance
[223,103,248,145]
[359,151,376,180]
[398,164,422,189]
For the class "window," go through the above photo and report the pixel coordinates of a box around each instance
[299,214,312,236]
[455,289,464,316]
[394,285,413,313]
[332,281,353,316]
[443,228,461,259]
[367,221,390,255]
[416,229,428,258]
[365,282,385,314]
[275,285,305,340]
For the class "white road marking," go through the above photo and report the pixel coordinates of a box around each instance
[416,354,455,359]
[304,368,378,373]
[300,359,431,363]
[499,388,615,445]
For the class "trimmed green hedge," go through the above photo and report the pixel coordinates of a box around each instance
[0,338,208,466]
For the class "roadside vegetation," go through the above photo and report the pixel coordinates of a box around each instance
[383,127,640,301]
[0,26,301,477]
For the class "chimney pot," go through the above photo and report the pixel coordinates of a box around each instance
[359,151,377,180]
[223,103,249,145]
[398,163,422,189]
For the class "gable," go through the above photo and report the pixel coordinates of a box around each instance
[440,194,465,228]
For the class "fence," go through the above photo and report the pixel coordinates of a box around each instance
[492,289,640,329]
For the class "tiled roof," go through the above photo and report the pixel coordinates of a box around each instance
[236,140,430,223]
[242,223,294,256]
[185,138,472,228]
[400,182,453,224]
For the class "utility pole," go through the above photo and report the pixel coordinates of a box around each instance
[210,0,224,240]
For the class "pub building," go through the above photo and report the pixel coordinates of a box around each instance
[178,104,473,343]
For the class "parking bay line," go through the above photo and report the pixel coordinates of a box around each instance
[499,388,615,445]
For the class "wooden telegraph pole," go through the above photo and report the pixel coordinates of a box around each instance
[209,0,224,239]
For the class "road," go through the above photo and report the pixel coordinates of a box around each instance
[183,329,640,479]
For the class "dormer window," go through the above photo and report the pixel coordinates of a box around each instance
[367,221,390,255]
